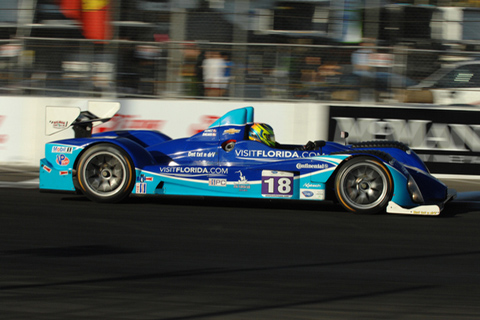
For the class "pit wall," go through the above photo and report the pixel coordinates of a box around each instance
[1,96,479,177]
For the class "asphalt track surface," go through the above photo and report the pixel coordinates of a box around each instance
[2,174,480,319]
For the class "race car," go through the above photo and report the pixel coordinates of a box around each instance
[40,104,455,215]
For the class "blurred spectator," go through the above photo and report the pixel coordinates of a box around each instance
[202,51,227,97]
[296,57,343,100]
[221,51,233,96]
[351,38,376,100]
[351,38,376,77]
[317,59,342,82]
[194,50,205,96]
[300,56,322,83]
[116,39,139,95]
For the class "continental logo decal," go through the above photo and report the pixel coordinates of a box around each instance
[296,163,329,170]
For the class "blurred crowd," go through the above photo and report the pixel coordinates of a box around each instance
[177,39,421,103]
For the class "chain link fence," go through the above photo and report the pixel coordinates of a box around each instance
[1,37,480,103]
[1,1,480,104]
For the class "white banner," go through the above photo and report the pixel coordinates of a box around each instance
[96,99,328,144]
[0,97,329,167]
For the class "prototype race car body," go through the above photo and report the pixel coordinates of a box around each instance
[40,106,455,215]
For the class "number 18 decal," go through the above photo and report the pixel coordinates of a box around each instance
[261,170,294,198]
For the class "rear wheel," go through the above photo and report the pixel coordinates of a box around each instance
[77,144,135,203]
[335,157,393,214]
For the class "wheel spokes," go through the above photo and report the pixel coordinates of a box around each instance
[344,164,386,207]
[84,152,126,195]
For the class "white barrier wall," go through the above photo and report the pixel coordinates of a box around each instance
[0,97,329,167]
[1,97,93,166]
[2,96,480,176]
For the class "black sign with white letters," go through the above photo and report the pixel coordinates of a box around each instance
[328,105,480,175]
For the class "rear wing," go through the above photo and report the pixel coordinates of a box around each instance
[46,101,120,138]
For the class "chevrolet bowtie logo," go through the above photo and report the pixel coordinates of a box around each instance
[223,128,241,134]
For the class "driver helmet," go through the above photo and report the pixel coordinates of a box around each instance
[248,123,275,147]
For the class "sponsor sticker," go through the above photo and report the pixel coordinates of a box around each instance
[209,178,227,187]
[159,166,228,175]
[300,188,325,200]
[50,120,69,129]
[223,128,241,135]
[296,163,329,170]
[236,149,322,159]
[412,210,439,216]
[303,183,323,188]
[138,175,154,183]
[302,190,314,197]
[56,154,70,166]
[188,151,216,158]
[136,183,147,194]
[202,129,217,137]
[52,146,73,154]
[234,170,250,191]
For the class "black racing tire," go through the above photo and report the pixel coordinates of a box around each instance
[77,144,135,203]
[334,157,393,214]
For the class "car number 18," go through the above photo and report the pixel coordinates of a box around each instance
[261,170,294,198]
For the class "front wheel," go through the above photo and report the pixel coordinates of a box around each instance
[77,144,135,203]
[335,157,393,214]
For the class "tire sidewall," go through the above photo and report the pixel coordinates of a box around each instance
[77,144,135,203]
[335,157,393,214]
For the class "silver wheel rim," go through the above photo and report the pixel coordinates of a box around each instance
[339,161,389,210]
[82,151,127,197]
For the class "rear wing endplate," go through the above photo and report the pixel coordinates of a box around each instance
[46,101,120,138]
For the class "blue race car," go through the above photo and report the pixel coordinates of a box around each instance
[40,106,455,215]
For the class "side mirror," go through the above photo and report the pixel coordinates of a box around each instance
[314,140,326,149]
[341,131,349,145]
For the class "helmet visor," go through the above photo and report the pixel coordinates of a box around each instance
[263,132,275,146]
